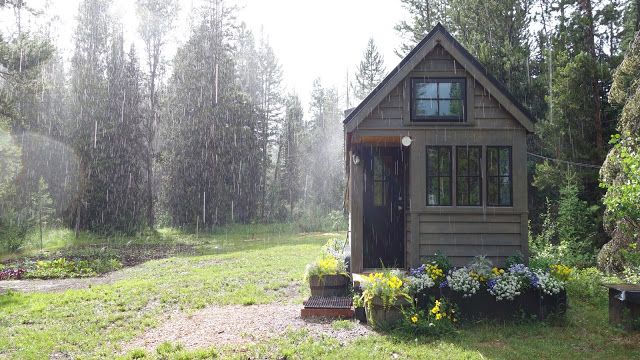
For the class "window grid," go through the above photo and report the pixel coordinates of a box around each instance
[411,78,465,122]
[486,146,513,207]
[456,146,482,206]
[426,146,452,206]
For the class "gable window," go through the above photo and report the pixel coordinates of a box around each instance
[456,146,481,206]
[487,146,512,206]
[426,146,451,206]
[411,78,465,122]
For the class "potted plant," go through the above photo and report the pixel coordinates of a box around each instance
[304,239,350,297]
[360,270,412,329]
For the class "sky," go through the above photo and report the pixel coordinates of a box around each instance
[1,0,410,114]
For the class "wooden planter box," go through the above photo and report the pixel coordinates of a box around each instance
[308,274,350,297]
[365,296,411,329]
[415,287,566,320]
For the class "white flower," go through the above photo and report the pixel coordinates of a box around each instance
[487,273,523,301]
[447,267,480,297]
[533,270,564,295]
[407,275,435,295]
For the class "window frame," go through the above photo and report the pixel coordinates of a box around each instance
[410,78,466,122]
[456,146,482,206]
[486,146,513,207]
[425,146,452,206]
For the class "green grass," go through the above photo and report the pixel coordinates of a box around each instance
[0,228,335,359]
[2,225,640,359]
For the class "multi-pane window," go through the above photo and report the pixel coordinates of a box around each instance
[426,146,451,206]
[456,146,481,206]
[412,78,465,121]
[487,146,512,206]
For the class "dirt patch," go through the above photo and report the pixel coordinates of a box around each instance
[124,304,372,352]
[0,270,128,293]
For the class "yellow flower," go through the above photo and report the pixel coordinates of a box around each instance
[388,276,403,289]
[436,313,443,320]
[550,264,572,281]
[411,315,418,324]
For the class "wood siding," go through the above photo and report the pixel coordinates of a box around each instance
[418,212,525,266]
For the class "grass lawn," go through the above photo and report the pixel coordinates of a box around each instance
[0,225,639,359]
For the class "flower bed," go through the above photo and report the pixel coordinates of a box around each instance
[0,257,123,280]
[355,255,569,330]
[410,256,568,320]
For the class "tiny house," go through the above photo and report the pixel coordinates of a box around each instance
[344,24,534,273]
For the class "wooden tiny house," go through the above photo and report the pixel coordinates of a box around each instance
[344,24,534,273]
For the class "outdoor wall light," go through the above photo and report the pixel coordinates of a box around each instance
[351,153,361,165]
[401,136,413,147]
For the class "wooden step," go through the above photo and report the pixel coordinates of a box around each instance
[301,296,354,319]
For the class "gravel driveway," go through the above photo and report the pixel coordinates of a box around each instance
[124,303,372,352]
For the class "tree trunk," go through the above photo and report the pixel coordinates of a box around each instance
[146,153,154,227]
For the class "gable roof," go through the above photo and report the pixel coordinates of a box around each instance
[344,23,535,133]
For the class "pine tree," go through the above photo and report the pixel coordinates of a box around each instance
[136,0,179,228]
[352,38,386,102]
[256,35,283,220]
[274,94,304,219]
[69,0,111,233]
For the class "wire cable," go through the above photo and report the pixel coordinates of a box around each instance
[527,152,602,169]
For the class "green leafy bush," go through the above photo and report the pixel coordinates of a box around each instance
[530,190,598,268]
[565,267,607,306]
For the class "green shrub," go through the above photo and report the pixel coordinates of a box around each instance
[566,267,607,306]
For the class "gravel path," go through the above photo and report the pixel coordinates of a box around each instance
[0,270,127,293]
[124,304,372,352]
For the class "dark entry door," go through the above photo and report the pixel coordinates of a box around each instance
[363,146,405,268]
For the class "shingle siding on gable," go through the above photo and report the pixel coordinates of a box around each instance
[356,45,519,131]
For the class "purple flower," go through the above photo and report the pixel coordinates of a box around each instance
[508,263,530,275]
[410,264,426,276]
[439,280,449,288]
[487,279,497,290]
[0,268,26,280]
[529,273,539,288]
